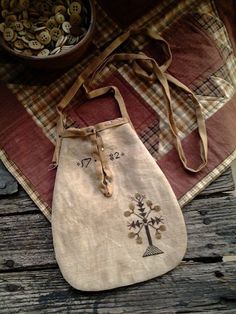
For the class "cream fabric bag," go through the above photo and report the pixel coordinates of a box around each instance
[51,28,208,291]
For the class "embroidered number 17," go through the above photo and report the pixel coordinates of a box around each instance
[77,158,92,168]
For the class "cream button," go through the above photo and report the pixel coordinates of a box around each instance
[28,39,42,50]
[25,31,35,40]
[54,5,66,15]
[55,13,65,24]
[11,31,17,42]
[14,39,25,50]
[21,35,29,43]
[0,0,87,56]
[33,26,46,32]
[18,30,26,36]
[62,21,71,34]
[50,46,61,55]
[22,48,33,56]
[50,27,62,41]
[55,34,65,47]
[37,48,50,57]
[37,30,51,45]
[14,21,24,32]
[46,17,57,29]
[69,2,81,15]
[3,27,14,42]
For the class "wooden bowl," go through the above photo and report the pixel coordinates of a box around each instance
[0,0,96,70]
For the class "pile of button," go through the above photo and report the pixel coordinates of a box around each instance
[0,0,89,57]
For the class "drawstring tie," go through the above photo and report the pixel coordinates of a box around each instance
[52,113,129,197]
[90,129,113,197]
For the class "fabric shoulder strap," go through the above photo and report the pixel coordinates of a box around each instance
[54,27,208,173]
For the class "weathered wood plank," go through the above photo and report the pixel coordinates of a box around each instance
[0,262,235,313]
[0,195,236,271]
[0,160,18,196]
[0,186,38,215]
[0,168,234,216]
[199,167,235,196]
[184,195,236,258]
[0,213,55,270]
[186,312,236,314]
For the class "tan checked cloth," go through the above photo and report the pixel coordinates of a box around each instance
[0,0,236,221]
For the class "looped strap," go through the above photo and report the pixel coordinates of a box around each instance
[54,26,208,174]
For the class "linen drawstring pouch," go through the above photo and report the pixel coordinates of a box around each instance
[51,27,208,291]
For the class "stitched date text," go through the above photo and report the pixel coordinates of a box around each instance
[77,158,92,168]
[109,151,125,161]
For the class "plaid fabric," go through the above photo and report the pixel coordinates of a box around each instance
[7,52,98,141]
[3,0,236,148]
[0,0,236,219]
[179,149,236,207]
[0,150,51,220]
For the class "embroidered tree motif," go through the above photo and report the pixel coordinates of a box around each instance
[124,193,166,257]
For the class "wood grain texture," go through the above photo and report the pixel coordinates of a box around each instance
[0,168,235,313]
[0,186,38,215]
[0,193,236,271]
[0,168,234,215]
[0,262,235,313]
[198,167,235,196]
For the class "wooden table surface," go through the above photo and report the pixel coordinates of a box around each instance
[0,161,236,313]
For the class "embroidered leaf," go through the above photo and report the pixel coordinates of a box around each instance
[155,232,162,239]
[124,211,131,217]
[150,217,155,225]
[135,193,141,199]
[159,225,166,232]
[153,205,161,212]
[130,221,136,228]
[128,232,136,239]
[136,236,143,244]
[129,203,135,211]
[136,220,141,228]
[146,200,152,206]
[155,216,162,224]
[138,203,145,212]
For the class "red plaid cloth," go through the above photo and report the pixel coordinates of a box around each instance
[0,0,236,220]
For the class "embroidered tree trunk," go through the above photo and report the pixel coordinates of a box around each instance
[143,224,163,257]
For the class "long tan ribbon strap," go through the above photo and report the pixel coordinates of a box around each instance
[55,26,208,172]
[165,73,207,171]
[85,51,207,172]
[52,85,130,167]
[57,26,181,115]
[133,58,207,172]
[53,30,136,165]
[56,27,169,117]
[83,84,133,127]
[57,28,136,114]
[146,27,172,71]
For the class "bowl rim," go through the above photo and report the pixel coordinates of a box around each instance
[0,0,96,61]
